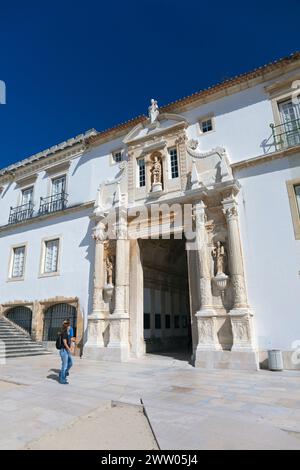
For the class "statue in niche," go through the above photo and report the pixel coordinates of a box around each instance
[212,241,226,276]
[152,156,162,184]
[105,256,114,285]
[148,98,159,124]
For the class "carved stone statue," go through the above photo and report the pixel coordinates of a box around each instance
[105,256,113,285]
[152,156,162,184]
[212,241,226,275]
[148,99,159,123]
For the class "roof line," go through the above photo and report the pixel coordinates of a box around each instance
[1,51,300,175]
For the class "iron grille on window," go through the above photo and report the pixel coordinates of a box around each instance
[8,203,34,224]
[39,192,68,215]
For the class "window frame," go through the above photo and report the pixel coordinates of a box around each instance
[168,146,180,179]
[8,243,27,282]
[286,178,300,240]
[137,158,146,188]
[21,186,34,207]
[51,174,67,197]
[198,114,215,135]
[39,236,62,278]
[110,148,124,166]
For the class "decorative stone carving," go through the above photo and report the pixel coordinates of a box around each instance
[92,221,107,243]
[148,99,159,124]
[151,156,163,192]
[199,318,214,343]
[212,241,226,276]
[230,314,254,351]
[212,241,229,292]
[105,256,113,285]
[224,205,238,220]
[196,316,221,351]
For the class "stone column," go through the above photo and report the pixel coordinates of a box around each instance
[194,201,221,354]
[85,220,109,356]
[222,193,257,358]
[106,209,130,361]
[129,239,145,358]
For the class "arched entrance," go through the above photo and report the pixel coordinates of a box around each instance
[139,237,192,361]
[6,306,32,334]
[43,303,77,341]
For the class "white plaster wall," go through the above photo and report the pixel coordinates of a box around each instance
[0,209,94,320]
[184,84,274,164]
[0,136,124,227]
[236,153,300,351]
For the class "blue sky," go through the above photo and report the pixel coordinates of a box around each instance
[0,0,299,168]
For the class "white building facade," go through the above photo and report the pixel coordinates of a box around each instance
[0,52,300,370]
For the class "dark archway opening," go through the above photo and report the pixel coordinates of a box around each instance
[139,237,192,362]
[6,306,32,334]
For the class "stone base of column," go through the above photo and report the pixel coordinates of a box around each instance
[195,310,222,351]
[84,314,109,360]
[84,314,130,362]
[194,350,259,370]
[229,308,257,351]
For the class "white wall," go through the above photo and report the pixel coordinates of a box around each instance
[0,209,94,319]
[184,83,275,164]
[236,153,300,351]
[0,135,124,227]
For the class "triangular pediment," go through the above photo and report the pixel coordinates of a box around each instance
[123,113,188,145]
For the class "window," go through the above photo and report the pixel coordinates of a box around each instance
[278,99,300,147]
[113,150,123,163]
[138,159,146,187]
[11,246,26,278]
[165,314,171,329]
[44,239,59,274]
[199,117,214,134]
[21,187,33,206]
[169,148,179,179]
[52,175,66,199]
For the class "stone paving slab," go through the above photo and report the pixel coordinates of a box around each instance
[0,353,299,449]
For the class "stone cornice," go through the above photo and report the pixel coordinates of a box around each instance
[0,129,97,184]
[0,201,94,234]
[87,53,300,148]
[0,143,86,185]
[231,145,300,172]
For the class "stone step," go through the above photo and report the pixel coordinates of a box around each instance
[0,351,51,359]
[0,317,49,358]
[4,344,45,351]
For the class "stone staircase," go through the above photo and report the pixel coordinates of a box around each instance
[0,316,51,359]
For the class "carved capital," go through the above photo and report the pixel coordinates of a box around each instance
[194,201,206,226]
[92,222,107,243]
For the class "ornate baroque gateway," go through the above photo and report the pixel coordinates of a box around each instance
[1,52,300,370]
[84,100,258,369]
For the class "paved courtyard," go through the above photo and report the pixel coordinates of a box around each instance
[0,352,300,450]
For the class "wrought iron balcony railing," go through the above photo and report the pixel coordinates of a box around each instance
[270,118,300,151]
[8,203,34,224]
[39,192,68,216]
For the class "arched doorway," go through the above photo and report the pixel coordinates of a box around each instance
[6,306,32,334]
[43,303,77,341]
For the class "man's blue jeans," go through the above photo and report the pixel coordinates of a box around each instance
[59,348,73,383]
